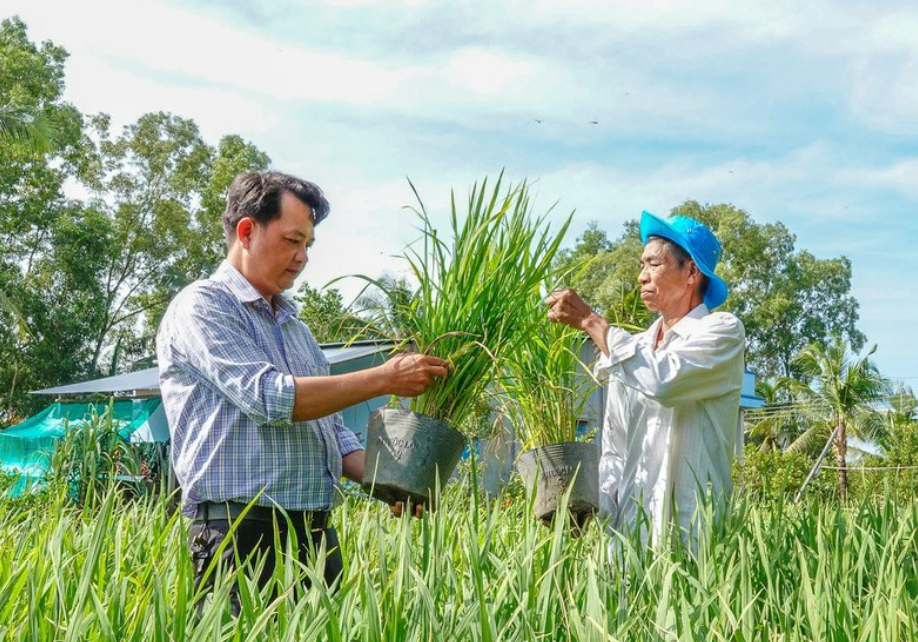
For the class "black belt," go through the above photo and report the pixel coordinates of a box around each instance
[194,501,331,531]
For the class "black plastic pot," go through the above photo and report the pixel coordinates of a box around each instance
[516,442,599,524]
[361,408,466,506]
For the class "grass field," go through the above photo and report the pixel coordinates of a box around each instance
[1,474,916,641]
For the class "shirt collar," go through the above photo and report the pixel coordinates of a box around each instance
[212,261,297,322]
[668,303,711,338]
[640,303,710,346]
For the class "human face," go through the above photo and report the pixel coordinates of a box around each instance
[241,191,315,300]
[637,238,698,316]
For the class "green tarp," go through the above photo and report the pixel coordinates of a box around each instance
[0,398,161,496]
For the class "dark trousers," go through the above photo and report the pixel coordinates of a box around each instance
[188,515,343,615]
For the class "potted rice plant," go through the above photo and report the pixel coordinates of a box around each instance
[503,300,601,526]
[352,174,571,508]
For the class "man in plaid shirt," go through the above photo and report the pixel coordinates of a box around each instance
[157,171,447,610]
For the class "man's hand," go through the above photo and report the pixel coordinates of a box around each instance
[389,500,424,519]
[544,288,597,329]
[382,353,449,397]
[544,288,612,357]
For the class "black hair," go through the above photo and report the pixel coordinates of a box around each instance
[222,171,330,245]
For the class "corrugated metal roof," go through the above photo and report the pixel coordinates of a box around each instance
[31,367,162,396]
[30,342,394,396]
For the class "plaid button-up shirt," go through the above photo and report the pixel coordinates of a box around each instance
[156,261,364,517]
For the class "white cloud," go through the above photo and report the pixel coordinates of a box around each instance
[63,54,274,138]
[838,158,918,200]
[443,48,534,97]
[23,0,414,104]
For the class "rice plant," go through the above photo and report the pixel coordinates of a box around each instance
[1,474,916,641]
[348,174,571,434]
[499,296,598,448]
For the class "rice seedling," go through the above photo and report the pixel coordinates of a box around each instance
[1,474,916,641]
[351,173,572,434]
[500,302,597,450]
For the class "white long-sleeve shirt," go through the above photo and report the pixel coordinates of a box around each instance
[596,304,745,547]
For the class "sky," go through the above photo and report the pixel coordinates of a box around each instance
[6,0,918,382]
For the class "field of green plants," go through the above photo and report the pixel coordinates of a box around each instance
[1,473,916,641]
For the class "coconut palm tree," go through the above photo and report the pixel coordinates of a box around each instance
[350,275,418,342]
[746,378,809,451]
[879,385,918,437]
[859,384,918,459]
[788,338,888,499]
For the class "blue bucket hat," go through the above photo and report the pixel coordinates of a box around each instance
[639,211,728,310]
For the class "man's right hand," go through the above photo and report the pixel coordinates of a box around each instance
[382,353,449,397]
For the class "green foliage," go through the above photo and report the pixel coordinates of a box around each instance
[77,111,270,370]
[294,283,362,344]
[733,445,836,504]
[786,338,888,498]
[554,221,653,331]
[45,403,142,506]
[1,477,917,638]
[673,201,865,378]
[500,300,598,448]
[0,101,62,155]
[859,386,918,497]
[350,275,419,342]
[351,174,571,434]
[0,18,270,421]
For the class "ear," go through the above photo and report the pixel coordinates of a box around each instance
[236,217,255,250]
[686,260,701,284]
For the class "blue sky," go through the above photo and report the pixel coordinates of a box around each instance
[9,0,918,382]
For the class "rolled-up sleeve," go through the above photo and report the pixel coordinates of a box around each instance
[333,412,364,457]
[166,286,295,426]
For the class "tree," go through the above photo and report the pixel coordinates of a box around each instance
[351,275,420,341]
[75,112,271,372]
[295,284,354,344]
[0,18,271,422]
[787,338,888,499]
[554,222,653,331]
[0,101,60,155]
[672,201,864,379]
[0,17,92,421]
[745,378,805,452]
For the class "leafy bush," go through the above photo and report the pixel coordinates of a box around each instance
[733,445,837,503]
[858,424,918,499]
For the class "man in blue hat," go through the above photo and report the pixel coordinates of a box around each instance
[545,211,745,549]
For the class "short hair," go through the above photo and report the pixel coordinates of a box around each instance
[222,171,330,245]
[648,235,709,294]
